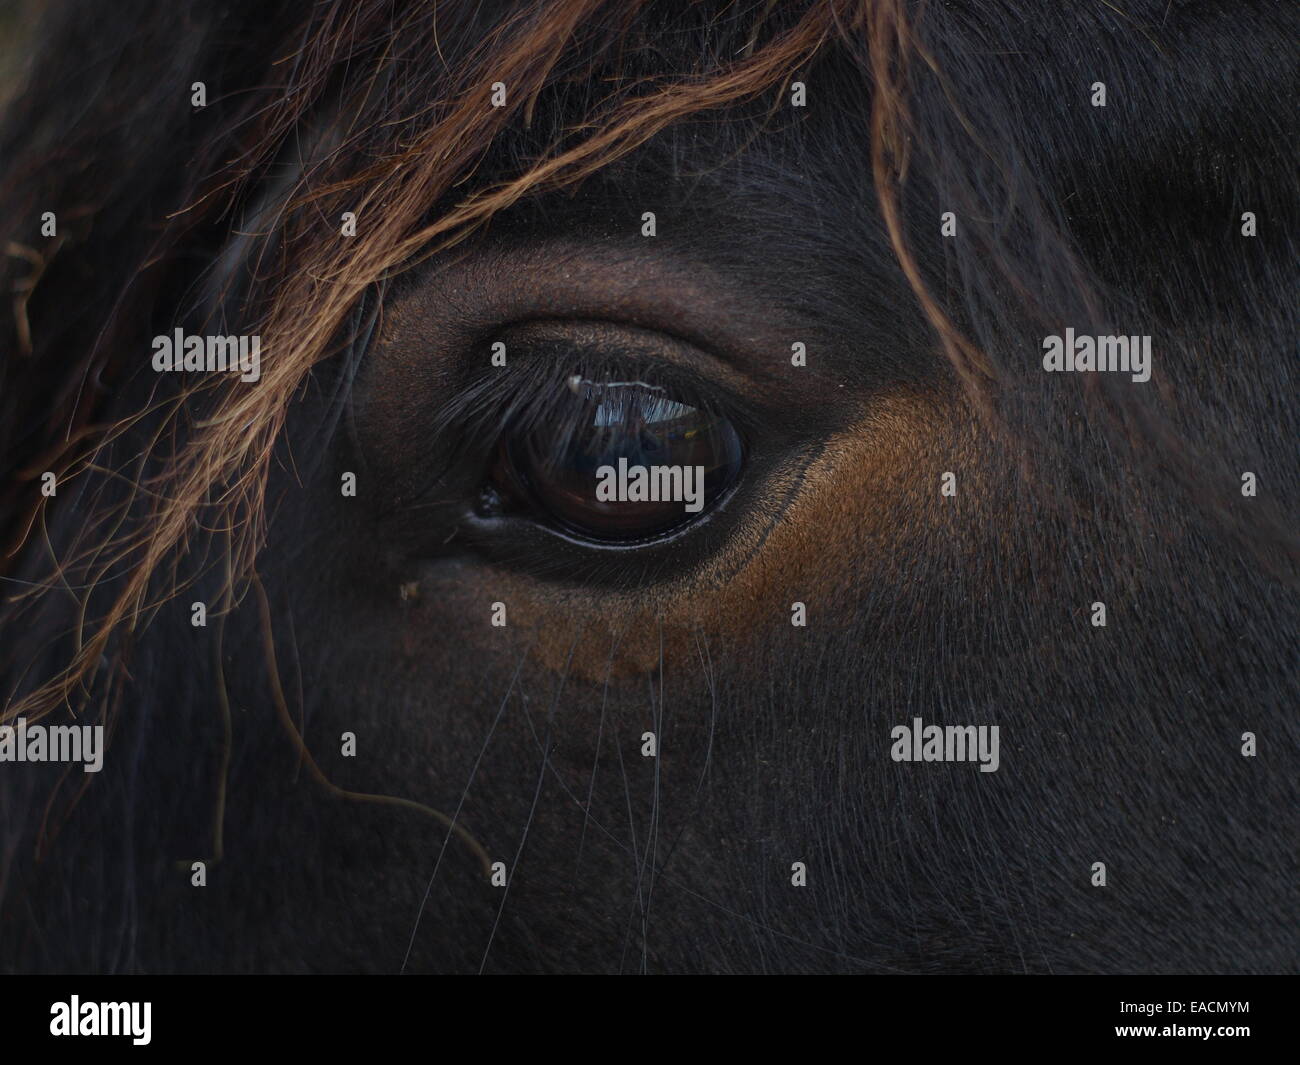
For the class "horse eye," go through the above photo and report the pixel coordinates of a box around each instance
[495,378,744,542]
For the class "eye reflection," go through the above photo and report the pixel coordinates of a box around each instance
[498,377,744,542]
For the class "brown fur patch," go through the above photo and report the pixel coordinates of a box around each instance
[463,391,965,683]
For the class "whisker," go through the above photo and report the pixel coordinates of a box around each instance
[476,629,580,974]
[575,618,633,873]
[399,630,535,973]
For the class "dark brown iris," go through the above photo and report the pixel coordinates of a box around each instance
[499,379,743,541]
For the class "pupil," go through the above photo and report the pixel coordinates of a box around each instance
[505,380,743,541]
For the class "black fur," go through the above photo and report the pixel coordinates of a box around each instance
[0,0,1296,973]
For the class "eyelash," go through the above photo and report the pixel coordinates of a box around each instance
[418,343,742,493]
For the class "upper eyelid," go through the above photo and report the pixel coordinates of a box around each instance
[466,346,749,443]
[403,241,805,386]
[566,375,667,394]
[432,334,736,439]
[485,317,758,398]
[523,354,751,450]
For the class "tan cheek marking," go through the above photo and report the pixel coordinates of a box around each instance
[476,391,969,685]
